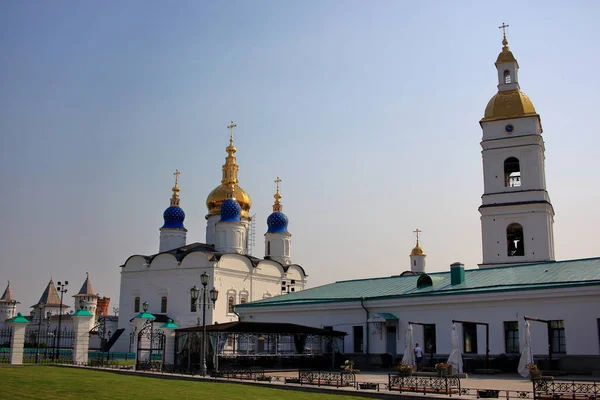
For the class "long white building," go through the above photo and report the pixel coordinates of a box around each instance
[235,34,600,374]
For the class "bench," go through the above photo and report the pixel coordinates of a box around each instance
[388,374,461,395]
[298,370,356,388]
[533,378,599,400]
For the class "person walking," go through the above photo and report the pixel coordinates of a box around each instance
[414,343,424,370]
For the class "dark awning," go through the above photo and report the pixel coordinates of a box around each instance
[176,321,346,336]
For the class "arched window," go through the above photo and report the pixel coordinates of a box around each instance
[134,297,140,312]
[507,223,525,256]
[240,297,246,304]
[504,157,521,187]
[504,70,511,84]
[161,296,167,313]
[228,296,234,313]
[267,241,271,256]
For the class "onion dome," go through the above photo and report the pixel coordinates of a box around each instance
[162,169,186,230]
[206,122,252,219]
[267,177,289,233]
[220,184,242,222]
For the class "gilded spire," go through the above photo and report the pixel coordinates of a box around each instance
[411,228,426,256]
[499,22,509,48]
[496,22,517,64]
[221,121,239,186]
[170,169,181,207]
[273,177,283,212]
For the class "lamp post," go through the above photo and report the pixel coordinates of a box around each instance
[35,302,45,364]
[55,280,68,361]
[45,311,51,360]
[189,272,218,376]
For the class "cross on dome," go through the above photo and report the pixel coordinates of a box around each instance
[227,121,237,145]
[499,22,510,47]
[174,169,180,187]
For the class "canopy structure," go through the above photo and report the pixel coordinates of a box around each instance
[401,324,416,367]
[447,324,463,374]
[518,321,534,377]
[175,322,346,372]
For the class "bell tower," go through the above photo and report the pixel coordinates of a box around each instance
[478,24,555,269]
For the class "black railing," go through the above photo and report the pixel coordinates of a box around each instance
[298,370,356,387]
[388,374,461,395]
[533,378,599,400]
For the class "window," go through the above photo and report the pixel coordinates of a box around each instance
[504,157,521,187]
[228,296,234,313]
[190,296,197,312]
[267,241,271,256]
[134,297,140,313]
[550,320,566,353]
[161,296,167,313]
[423,324,437,354]
[504,321,519,353]
[353,325,364,353]
[507,223,525,256]
[504,70,511,84]
[240,297,247,304]
[413,260,416,267]
[463,323,478,354]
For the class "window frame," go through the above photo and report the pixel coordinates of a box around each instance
[550,320,566,354]
[161,296,167,313]
[134,297,140,313]
[504,321,520,354]
[463,323,478,354]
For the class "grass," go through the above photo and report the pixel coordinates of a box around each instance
[0,366,367,400]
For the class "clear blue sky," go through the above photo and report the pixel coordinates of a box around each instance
[1,1,599,312]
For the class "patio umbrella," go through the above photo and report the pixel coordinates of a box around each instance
[447,324,463,373]
[401,324,415,366]
[517,321,534,378]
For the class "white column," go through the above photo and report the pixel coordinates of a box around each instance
[8,314,29,365]
[72,312,94,364]
[162,328,176,365]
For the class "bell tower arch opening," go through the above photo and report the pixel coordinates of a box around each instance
[504,157,521,187]
[506,223,525,257]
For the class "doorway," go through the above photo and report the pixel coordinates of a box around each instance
[386,325,397,363]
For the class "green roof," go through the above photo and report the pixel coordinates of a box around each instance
[238,257,600,308]
[160,319,179,329]
[133,312,156,320]
[72,309,94,317]
[8,312,30,324]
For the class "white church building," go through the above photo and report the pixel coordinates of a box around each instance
[235,34,600,374]
[114,127,307,352]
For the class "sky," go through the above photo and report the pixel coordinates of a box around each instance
[1,1,599,313]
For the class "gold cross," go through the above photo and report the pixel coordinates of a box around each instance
[499,22,509,37]
[173,169,180,186]
[227,121,237,143]
[275,176,282,193]
[413,228,422,242]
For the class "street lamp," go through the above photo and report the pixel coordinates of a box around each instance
[55,280,68,361]
[142,301,149,313]
[189,272,218,376]
[35,302,45,364]
[45,311,51,360]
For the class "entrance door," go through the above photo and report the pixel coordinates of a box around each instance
[386,325,397,363]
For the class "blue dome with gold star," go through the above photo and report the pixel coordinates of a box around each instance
[267,211,288,233]
[162,206,185,229]
[220,199,241,222]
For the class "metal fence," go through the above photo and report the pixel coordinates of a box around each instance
[23,327,75,363]
[0,326,11,364]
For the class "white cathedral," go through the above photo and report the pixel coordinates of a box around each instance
[113,127,307,352]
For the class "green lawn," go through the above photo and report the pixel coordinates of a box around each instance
[0,366,366,400]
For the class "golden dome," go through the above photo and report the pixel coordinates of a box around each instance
[206,184,252,219]
[206,121,252,219]
[411,245,425,257]
[481,89,538,122]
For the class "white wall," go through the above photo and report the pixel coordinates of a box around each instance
[238,285,600,357]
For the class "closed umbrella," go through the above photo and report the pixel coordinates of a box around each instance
[401,324,415,367]
[518,321,534,378]
[447,324,463,373]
